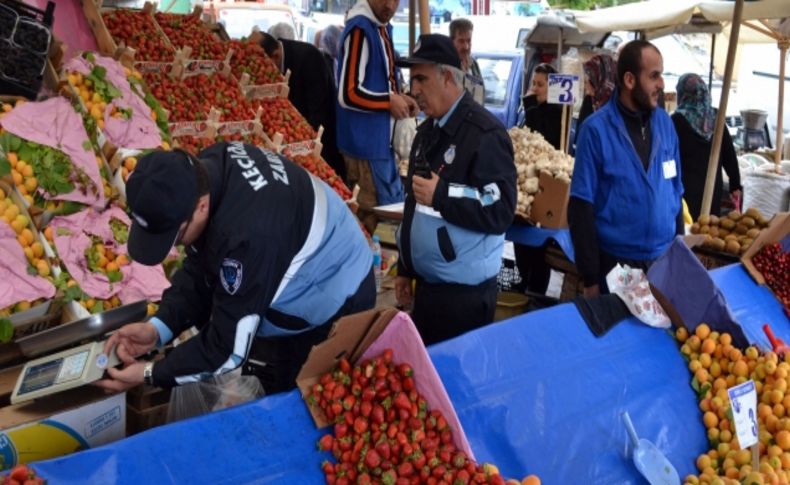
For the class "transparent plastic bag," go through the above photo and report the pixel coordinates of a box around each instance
[166,369,264,423]
[606,264,671,329]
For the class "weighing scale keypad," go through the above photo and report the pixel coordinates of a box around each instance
[56,350,89,383]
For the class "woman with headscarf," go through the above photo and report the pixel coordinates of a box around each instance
[576,53,617,137]
[671,73,741,219]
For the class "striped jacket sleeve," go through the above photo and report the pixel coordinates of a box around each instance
[338,27,391,112]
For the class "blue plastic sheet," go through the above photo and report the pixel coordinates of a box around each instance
[32,265,787,484]
[505,224,575,262]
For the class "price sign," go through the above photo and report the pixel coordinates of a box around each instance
[728,380,758,449]
[548,73,580,105]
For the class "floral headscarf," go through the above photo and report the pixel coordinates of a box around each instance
[583,54,617,110]
[675,73,716,140]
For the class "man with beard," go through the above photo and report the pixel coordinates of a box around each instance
[568,40,684,297]
[394,34,516,345]
[449,18,484,105]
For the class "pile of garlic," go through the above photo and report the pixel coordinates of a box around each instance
[508,126,574,216]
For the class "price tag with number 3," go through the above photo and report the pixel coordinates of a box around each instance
[548,73,580,105]
[728,380,758,448]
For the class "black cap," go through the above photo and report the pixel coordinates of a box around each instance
[395,34,461,70]
[126,150,198,266]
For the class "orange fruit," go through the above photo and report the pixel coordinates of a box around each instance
[35,259,50,277]
[777,430,790,450]
[696,323,711,340]
[701,338,716,355]
[105,261,119,273]
[44,226,53,242]
[733,360,749,378]
[676,327,689,342]
[703,411,719,429]
[116,254,130,266]
[31,242,43,258]
[522,476,541,485]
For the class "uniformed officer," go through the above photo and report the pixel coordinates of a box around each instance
[96,143,375,393]
[394,34,516,345]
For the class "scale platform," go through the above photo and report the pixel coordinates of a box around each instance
[11,340,119,404]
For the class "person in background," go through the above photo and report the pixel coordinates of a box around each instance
[319,25,343,87]
[394,34,516,345]
[576,53,617,139]
[268,22,296,41]
[448,18,484,105]
[522,63,563,149]
[258,33,346,181]
[96,144,374,394]
[671,73,741,219]
[513,63,563,297]
[336,0,419,233]
[568,40,684,297]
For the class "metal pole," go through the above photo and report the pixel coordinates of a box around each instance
[557,28,563,72]
[700,0,744,218]
[409,0,416,56]
[709,34,716,89]
[775,40,787,169]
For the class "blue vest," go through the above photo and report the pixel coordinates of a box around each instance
[336,17,395,160]
[571,94,684,260]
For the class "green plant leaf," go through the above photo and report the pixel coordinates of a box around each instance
[107,270,123,283]
[0,319,13,343]
[82,140,93,151]
[0,158,9,177]
[93,301,105,314]
[18,143,34,163]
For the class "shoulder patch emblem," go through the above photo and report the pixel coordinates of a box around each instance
[220,258,243,295]
[444,144,456,165]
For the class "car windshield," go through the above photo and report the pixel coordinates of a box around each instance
[478,56,513,108]
[218,9,294,39]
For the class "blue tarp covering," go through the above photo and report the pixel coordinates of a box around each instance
[32,265,788,484]
[506,224,575,262]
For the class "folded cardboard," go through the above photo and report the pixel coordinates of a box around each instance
[741,212,790,286]
[530,171,569,229]
[0,386,125,469]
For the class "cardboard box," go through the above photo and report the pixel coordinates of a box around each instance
[295,308,475,460]
[530,171,569,229]
[0,387,125,470]
[741,212,790,286]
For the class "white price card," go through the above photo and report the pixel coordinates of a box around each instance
[728,380,758,449]
[548,73,580,105]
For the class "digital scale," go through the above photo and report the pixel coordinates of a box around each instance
[11,340,119,404]
[5,300,148,405]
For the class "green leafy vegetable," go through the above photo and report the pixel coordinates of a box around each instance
[110,218,129,244]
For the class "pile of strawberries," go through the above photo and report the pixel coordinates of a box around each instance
[309,349,515,485]
[229,40,284,85]
[155,12,227,61]
[752,242,790,318]
[290,153,351,200]
[253,98,316,144]
[144,72,254,123]
[102,9,174,62]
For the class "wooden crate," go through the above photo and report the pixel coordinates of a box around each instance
[691,246,739,270]
[544,243,583,302]
[127,402,168,435]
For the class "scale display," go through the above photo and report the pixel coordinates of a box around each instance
[12,341,119,404]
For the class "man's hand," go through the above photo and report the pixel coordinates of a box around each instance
[583,284,600,298]
[390,94,414,120]
[104,322,159,366]
[731,189,742,212]
[94,361,146,392]
[403,95,419,117]
[412,172,439,206]
[395,276,413,307]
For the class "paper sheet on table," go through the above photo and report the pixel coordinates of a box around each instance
[0,98,105,208]
[65,54,162,149]
[360,311,475,461]
[648,237,748,348]
[0,220,55,309]
[51,207,170,301]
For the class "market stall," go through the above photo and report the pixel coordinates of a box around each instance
[26,263,788,484]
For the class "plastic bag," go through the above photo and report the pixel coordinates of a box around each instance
[606,264,671,329]
[742,168,790,217]
[392,117,417,162]
[166,369,264,423]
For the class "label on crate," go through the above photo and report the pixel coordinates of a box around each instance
[133,62,172,74]
[281,140,316,157]
[169,121,211,138]
[727,380,758,449]
[243,83,289,100]
[216,120,257,136]
[182,59,225,77]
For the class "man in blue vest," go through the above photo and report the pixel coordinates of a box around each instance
[568,40,684,297]
[336,0,419,233]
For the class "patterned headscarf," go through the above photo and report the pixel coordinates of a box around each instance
[583,54,617,110]
[675,73,716,141]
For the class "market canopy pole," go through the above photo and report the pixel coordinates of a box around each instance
[418,0,431,37]
[774,36,787,169]
[700,0,744,218]
[409,0,416,55]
